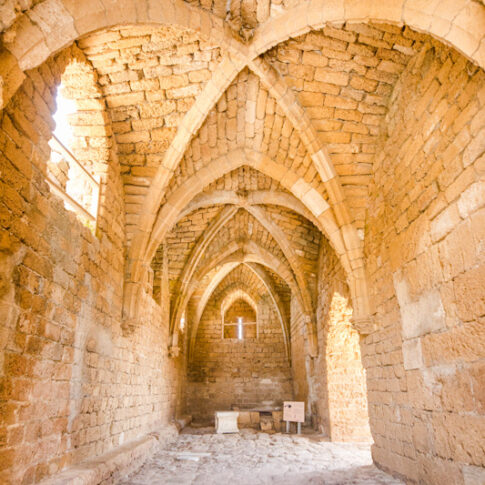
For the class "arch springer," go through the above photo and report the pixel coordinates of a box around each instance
[169,345,181,358]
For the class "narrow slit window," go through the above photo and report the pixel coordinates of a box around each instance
[237,317,243,340]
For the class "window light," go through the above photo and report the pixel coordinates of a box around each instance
[237,317,243,340]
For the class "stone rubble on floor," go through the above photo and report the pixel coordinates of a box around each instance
[119,428,403,485]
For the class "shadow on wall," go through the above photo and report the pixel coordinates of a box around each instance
[312,236,372,442]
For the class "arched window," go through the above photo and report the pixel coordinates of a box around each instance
[47,82,100,230]
[222,294,258,340]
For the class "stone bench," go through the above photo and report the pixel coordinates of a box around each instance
[38,425,178,485]
[231,406,283,431]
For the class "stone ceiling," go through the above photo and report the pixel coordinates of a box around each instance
[58,18,445,347]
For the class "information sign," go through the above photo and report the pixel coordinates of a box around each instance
[283,401,304,423]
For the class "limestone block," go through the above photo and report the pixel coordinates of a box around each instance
[393,272,446,339]
[402,338,423,370]
[314,69,349,86]
[457,181,485,219]
[463,465,485,485]
[215,411,239,434]
[250,412,260,424]
[449,2,485,51]
[0,52,25,111]
[28,0,77,52]
[302,51,328,67]
[272,411,283,432]
[301,187,329,217]
[237,412,251,426]
[260,415,273,432]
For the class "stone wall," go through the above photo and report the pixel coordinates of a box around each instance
[288,298,310,414]
[186,292,293,422]
[311,238,371,442]
[225,299,256,323]
[0,49,181,484]
[364,42,485,484]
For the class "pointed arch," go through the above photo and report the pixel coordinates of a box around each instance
[187,262,291,362]
[190,239,299,319]
[2,0,244,73]
[245,262,291,361]
[124,149,351,337]
[168,203,314,352]
[170,205,238,336]
[188,262,240,358]
[221,289,258,318]
[183,239,317,356]
[146,149,337,266]
[176,236,301,325]
[188,276,290,362]
[249,0,485,70]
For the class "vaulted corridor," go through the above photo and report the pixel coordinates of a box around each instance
[0,1,484,484]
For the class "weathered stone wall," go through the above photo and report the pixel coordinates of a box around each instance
[0,50,181,484]
[364,42,485,483]
[187,292,293,422]
[312,238,371,442]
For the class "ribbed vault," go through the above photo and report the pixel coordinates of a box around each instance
[1,0,480,361]
[1,1,484,484]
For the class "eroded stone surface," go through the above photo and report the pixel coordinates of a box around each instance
[120,429,403,485]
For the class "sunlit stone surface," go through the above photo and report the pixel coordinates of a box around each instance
[120,428,403,485]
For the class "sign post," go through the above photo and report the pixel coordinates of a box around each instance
[283,401,304,434]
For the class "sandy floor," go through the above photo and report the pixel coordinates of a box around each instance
[119,427,403,485]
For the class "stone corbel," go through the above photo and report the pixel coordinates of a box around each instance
[351,316,376,336]
[122,279,143,337]
[304,314,318,358]
[168,345,180,358]
[168,330,180,358]
[121,318,137,337]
